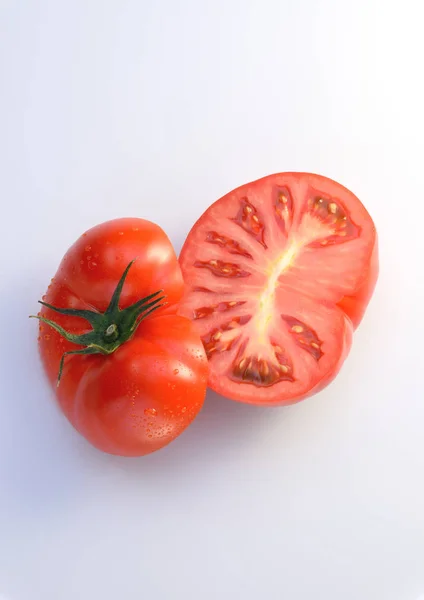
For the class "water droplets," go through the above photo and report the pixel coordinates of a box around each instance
[144,407,157,417]
[80,245,99,270]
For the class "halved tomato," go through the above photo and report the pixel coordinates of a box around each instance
[178,173,378,405]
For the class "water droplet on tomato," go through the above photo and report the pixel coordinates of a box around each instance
[144,408,157,417]
[173,368,179,375]
[44,334,50,340]
[118,231,124,236]
[181,406,187,413]
[85,245,91,251]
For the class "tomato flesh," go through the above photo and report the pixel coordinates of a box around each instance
[178,173,378,405]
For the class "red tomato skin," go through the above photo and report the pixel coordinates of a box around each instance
[37,219,208,456]
[56,217,184,313]
[336,236,379,329]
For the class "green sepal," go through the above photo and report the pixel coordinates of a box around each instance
[30,260,166,384]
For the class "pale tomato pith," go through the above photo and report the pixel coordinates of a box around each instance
[178,173,378,405]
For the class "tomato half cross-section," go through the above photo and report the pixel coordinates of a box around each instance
[178,173,378,406]
[33,218,209,456]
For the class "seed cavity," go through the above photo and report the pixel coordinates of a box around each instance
[194,259,251,278]
[206,231,253,259]
[193,300,246,320]
[282,315,323,360]
[230,341,294,387]
[306,194,360,248]
[201,315,252,358]
[192,286,215,293]
[273,186,294,236]
[272,342,294,375]
[232,197,267,248]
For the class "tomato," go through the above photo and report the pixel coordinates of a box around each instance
[178,173,378,406]
[34,218,208,456]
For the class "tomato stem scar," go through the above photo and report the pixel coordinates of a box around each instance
[104,323,119,341]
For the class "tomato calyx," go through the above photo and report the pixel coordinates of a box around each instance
[31,260,166,385]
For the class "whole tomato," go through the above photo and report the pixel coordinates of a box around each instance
[34,218,208,456]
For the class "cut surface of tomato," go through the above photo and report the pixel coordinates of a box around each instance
[178,173,378,405]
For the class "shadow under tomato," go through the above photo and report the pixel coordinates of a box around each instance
[98,387,292,482]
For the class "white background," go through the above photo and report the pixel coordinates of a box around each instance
[1,1,423,599]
